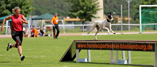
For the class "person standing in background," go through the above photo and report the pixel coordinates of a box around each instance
[51,13,60,39]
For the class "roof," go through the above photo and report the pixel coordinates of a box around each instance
[0,14,29,21]
[64,18,85,21]
[32,13,63,20]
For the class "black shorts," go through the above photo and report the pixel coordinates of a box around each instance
[11,31,23,48]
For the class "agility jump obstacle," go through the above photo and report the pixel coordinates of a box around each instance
[60,40,157,67]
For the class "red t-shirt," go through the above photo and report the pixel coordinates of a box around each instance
[11,14,23,31]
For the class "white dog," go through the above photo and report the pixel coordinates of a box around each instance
[87,12,116,40]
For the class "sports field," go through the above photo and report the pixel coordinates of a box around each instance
[0,34,157,67]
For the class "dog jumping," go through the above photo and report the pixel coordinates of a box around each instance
[87,12,116,40]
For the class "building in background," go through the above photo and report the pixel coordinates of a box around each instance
[91,0,104,22]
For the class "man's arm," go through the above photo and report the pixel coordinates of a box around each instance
[21,15,28,24]
[35,29,38,37]
[1,16,11,32]
[51,18,55,27]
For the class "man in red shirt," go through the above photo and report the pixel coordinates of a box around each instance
[1,7,27,61]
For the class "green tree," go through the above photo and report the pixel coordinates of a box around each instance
[135,0,157,10]
[0,0,33,17]
[67,0,101,21]
[134,0,157,23]
[32,0,71,16]
[103,0,141,23]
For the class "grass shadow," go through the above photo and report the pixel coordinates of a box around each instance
[61,61,154,67]
[0,61,10,63]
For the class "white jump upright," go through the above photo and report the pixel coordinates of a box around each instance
[110,5,131,64]
[76,49,91,62]
[76,49,80,62]
[115,51,119,64]
[122,51,125,60]
[110,50,114,63]
[110,50,131,64]
[76,40,92,63]
[87,50,91,62]
[128,51,131,64]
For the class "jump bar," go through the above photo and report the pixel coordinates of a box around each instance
[75,40,156,51]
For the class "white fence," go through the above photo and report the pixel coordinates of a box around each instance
[44,23,157,34]
[0,26,11,35]
[1,23,157,35]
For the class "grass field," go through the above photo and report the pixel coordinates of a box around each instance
[0,34,157,67]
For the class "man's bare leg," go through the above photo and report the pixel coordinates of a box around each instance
[17,46,22,55]
[7,43,25,61]
[7,43,15,51]
[7,43,22,55]
[10,44,16,47]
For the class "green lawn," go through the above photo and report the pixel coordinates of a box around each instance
[0,34,157,67]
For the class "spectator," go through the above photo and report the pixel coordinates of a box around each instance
[39,27,45,36]
[31,26,38,37]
